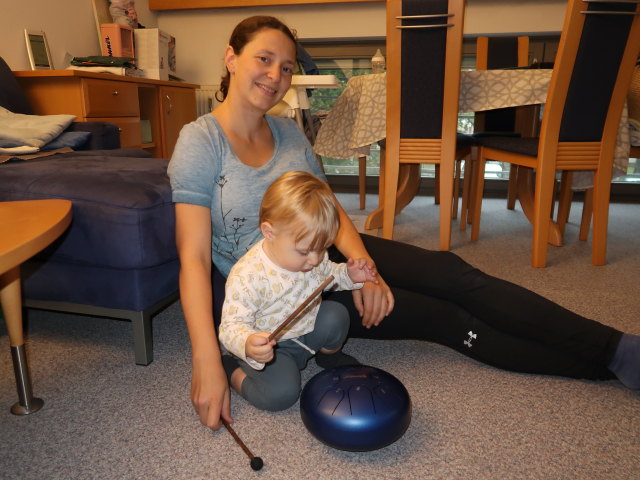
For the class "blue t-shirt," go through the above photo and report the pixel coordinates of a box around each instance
[168,114,326,277]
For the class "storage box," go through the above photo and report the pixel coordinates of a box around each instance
[134,28,176,80]
[100,24,134,58]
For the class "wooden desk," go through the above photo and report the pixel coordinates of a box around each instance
[13,70,198,159]
[1,199,72,415]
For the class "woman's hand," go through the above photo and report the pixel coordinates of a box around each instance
[351,273,395,328]
[190,356,232,430]
[331,200,394,327]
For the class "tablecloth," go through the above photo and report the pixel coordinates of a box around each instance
[313,70,630,189]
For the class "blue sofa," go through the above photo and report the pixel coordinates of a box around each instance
[0,57,179,365]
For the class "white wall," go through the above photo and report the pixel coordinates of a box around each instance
[0,0,158,71]
[156,0,567,86]
[1,0,566,82]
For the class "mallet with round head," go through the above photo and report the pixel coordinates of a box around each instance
[222,419,264,471]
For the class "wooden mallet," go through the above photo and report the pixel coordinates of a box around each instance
[268,275,335,342]
[222,419,264,471]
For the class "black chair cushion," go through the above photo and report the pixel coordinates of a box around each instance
[456,133,476,149]
[475,135,539,157]
[377,133,476,150]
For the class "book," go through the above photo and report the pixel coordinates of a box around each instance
[66,65,145,77]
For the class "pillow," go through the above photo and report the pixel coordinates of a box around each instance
[42,131,91,151]
[0,106,76,148]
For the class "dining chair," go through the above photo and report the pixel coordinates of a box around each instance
[459,35,531,230]
[470,0,640,267]
[556,62,640,241]
[381,0,471,250]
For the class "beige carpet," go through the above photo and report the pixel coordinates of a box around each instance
[1,193,638,480]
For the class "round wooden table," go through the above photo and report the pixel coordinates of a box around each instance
[0,199,72,415]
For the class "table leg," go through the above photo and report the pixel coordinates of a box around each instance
[0,267,44,415]
[516,167,563,247]
[364,164,420,230]
[358,155,367,210]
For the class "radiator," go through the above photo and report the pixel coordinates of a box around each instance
[195,85,218,117]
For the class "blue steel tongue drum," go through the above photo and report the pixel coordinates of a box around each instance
[300,365,412,452]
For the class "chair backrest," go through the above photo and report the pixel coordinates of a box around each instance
[0,57,34,115]
[386,0,465,164]
[540,0,640,157]
[476,37,529,71]
[475,36,529,133]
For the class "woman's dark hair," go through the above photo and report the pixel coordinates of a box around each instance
[215,16,297,102]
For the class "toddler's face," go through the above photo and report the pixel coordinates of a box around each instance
[264,227,326,273]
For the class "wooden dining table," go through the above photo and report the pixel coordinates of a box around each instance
[313,70,631,233]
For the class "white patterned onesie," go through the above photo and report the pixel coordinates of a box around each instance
[219,239,362,370]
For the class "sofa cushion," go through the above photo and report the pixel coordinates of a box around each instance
[22,259,178,312]
[0,106,76,148]
[0,150,177,270]
[42,131,91,150]
[65,122,121,150]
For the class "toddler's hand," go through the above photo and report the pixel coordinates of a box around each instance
[347,257,379,284]
[245,332,276,364]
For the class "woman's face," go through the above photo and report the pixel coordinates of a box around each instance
[226,28,297,112]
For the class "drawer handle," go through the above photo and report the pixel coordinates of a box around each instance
[166,95,173,114]
[112,90,120,96]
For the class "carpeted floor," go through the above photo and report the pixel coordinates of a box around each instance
[1,194,639,480]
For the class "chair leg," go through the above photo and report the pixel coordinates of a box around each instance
[468,153,482,226]
[131,311,153,366]
[506,165,518,210]
[470,152,486,241]
[591,172,612,266]
[579,187,593,241]
[452,159,461,220]
[439,155,455,252]
[358,155,367,209]
[460,154,477,231]
[531,163,557,268]
[556,171,574,238]
[434,164,440,205]
[382,154,400,240]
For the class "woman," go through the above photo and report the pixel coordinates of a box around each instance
[168,15,639,430]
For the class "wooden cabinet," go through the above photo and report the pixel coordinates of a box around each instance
[14,70,198,159]
[159,85,198,158]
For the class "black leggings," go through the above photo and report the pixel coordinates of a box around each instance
[214,234,621,381]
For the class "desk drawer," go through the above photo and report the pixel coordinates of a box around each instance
[93,117,142,147]
[83,79,139,117]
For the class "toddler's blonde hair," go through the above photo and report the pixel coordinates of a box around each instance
[260,171,339,251]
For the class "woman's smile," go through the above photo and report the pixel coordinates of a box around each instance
[255,81,277,96]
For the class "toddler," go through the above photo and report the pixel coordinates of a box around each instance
[219,171,377,411]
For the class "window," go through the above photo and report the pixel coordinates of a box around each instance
[303,38,501,179]
[302,41,383,176]
[302,37,640,186]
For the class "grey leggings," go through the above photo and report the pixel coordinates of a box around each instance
[235,300,349,412]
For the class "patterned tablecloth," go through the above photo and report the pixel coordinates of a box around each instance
[313,70,630,188]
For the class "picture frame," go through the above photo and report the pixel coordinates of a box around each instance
[24,29,54,70]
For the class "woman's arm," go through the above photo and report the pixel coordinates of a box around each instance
[175,202,232,430]
[332,199,394,327]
